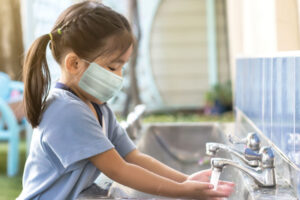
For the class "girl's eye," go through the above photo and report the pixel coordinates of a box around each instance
[108,66,116,71]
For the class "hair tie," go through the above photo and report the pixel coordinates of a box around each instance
[48,33,53,41]
[57,28,62,35]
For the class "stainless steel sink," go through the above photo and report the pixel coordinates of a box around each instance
[134,122,230,173]
[82,122,298,200]
[107,122,245,199]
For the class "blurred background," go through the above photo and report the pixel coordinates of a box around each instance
[0,0,300,199]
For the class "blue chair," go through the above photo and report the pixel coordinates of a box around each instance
[0,72,32,176]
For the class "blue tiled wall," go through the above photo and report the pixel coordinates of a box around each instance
[235,56,300,167]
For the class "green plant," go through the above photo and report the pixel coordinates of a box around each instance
[213,81,232,106]
[205,81,232,106]
[204,90,216,106]
[204,81,233,114]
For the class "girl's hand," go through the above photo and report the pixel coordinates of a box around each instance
[186,169,235,199]
[187,169,213,182]
[180,180,234,200]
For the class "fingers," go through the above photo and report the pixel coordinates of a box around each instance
[199,182,215,190]
[217,184,235,193]
[187,180,215,190]
[192,180,234,192]
[204,185,234,198]
[186,180,234,199]
[201,168,212,176]
[216,181,235,195]
[204,190,231,198]
[218,180,235,186]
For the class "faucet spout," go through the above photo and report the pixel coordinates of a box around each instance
[211,158,276,187]
[206,142,259,167]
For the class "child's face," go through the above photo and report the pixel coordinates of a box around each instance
[92,44,133,78]
[62,44,133,104]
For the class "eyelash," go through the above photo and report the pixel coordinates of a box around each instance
[108,66,116,71]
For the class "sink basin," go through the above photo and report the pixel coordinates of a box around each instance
[107,122,245,199]
[80,122,298,200]
[91,122,298,200]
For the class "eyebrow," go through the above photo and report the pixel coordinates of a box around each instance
[111,59,126,64]
[106,59,126,70]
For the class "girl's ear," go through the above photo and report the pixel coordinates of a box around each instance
[64,52,81,75]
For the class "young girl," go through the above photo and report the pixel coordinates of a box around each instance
[18,1,234,199]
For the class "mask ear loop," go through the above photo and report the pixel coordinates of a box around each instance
[72,59,91,86]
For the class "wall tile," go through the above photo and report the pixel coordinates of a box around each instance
[281,57,295,158]
[235,59,243,110]
[262,57,272,139]
[236,56,297,166]
[236,55,300,197]
[294,57,300,166]
[271,57,283,148]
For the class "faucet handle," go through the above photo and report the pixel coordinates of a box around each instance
[229,132,261,151]
[245,146,275,168]
[259,146,274,168]
[244,148,261,161]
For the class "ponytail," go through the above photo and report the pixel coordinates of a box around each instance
[23,34,51,128]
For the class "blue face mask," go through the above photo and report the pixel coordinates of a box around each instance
[78,62,123,102]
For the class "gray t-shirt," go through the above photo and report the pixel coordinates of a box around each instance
[17,88,136,200]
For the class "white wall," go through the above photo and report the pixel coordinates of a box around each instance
[276,0,300,51]
[242,0,277,55]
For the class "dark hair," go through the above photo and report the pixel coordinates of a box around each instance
[23,1,134,127]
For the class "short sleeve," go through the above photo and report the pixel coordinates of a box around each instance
[111,121,136,157]
[42,101,114,169]
[105,105,136,158]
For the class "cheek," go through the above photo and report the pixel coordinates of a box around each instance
[114,70,123,77]
[75,66,88,82]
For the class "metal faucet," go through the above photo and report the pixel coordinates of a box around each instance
[211,146,276,187]
[206,132,261,167]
